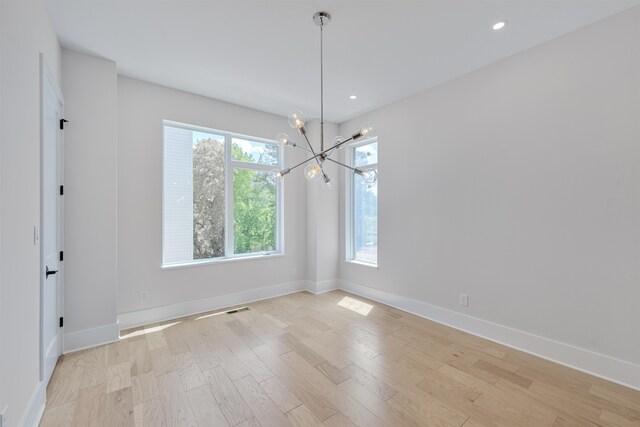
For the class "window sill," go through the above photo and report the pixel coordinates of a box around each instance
[162,252,284,270]
[345,259,378,269]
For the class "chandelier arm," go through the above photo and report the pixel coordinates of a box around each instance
[290,144,313,154]
[302,133,323,165]
[319,136,354,156]
[286,154,322,173]
[324,157,360,173]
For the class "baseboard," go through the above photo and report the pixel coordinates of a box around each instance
[306,279,339,294]
[63,322,120,354]
[18,380,45,427]
[339,279,640,391]
[118,280,308,330]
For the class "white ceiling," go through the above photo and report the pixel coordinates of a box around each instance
[47,1,639,123]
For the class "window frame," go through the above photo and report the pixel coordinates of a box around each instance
[162,120,284,268]
[345,136,378,267]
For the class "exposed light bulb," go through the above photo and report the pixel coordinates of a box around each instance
[492,20,507,30]
[334,135,345,149]
[272,168,290,182]
[288,111,306,129]
[349,95,357,100]
[360,121,375,138]
[304,163,322,181]
[360,169,377,184]
[322,175,335,189]
[276,132,295,147]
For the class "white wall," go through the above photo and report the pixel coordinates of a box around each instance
[305,119,340,291]
[117,77,308,318]
[0,1,60,425]
[61,49,119,351]
[340,6,640,367]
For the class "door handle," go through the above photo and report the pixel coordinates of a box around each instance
[46,266,58,278]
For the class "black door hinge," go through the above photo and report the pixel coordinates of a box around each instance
[60,119,68,130]
[59,185,64,196]
[59,317,63,327]
[59,251,64,261]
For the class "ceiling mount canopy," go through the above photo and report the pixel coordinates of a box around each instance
[273,11,377,189]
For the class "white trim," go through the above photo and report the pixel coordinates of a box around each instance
[161,252,285,270]
[339,279,640,391]
[162,120,284,268]
[118,280,307,330]
[63,322,120,354]
[18,380,45,427]
[345,259,378,269]
[345,137,378,265]
[39,53,65,387]
[306,279,339,294]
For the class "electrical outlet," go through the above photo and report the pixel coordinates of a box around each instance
[459,293,469,307]
[1,405,8,427]
[140,291,149,302]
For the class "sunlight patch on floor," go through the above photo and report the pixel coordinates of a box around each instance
[120,321,181,339]
[195,307,247,320]
[337,296,373,316]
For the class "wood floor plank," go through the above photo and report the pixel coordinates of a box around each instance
[41,401,77,427]
[172,351,207,391]
[253,344,338,422]
[346,363,398,400]
[107,340,131,366]
[185,384,229,427]
[231,346,275,383]
[227,318,265,348]
[236,418,263,427]
[260,375,303,413]
[78,346,108,390]
[338,378,421,427]
[233,375,292,427]
[105,387,135,427]
[323,411,359,427]
[316,361,351,385]
[145,327,168,350]
[107,361,133,393]
[278,332,326,366]
[156,371,198,427]
[150,346,177,376]
[599,409,640,427]
[72,383,107,427]
[163,323,191,356]
[473,359,533,389]
[129,337,153,376]
[388,392,469,427]
[287,404,324,427]
[46,356,84,408]
[202,365,254,426]
[132,371,159,405]
[280,350,386,427]
[134,398,167,427]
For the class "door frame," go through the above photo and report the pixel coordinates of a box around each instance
[39,53,64,383]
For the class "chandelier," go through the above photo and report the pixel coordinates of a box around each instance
[273,11,378,189]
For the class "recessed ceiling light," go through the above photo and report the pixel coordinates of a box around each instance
[349,95,357,100]
[492,20,508,31]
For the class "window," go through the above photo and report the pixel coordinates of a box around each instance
[346,138,378,265]
[163,121,282,267]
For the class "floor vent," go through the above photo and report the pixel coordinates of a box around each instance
[226,307,249,314]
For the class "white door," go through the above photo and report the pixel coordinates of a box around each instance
[41,55,64,385]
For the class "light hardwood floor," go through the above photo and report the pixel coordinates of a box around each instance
[40,290,640,427]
